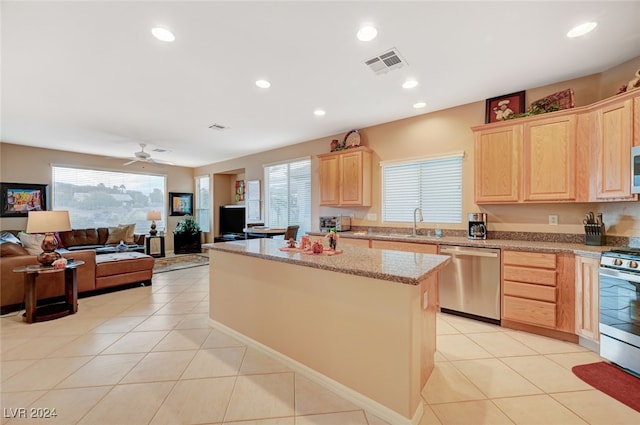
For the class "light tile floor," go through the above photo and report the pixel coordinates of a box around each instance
[0,265,638,425]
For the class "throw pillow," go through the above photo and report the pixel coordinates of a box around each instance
[0,231,29,257]
[119,223,136,244]
[17,232,45,255]
[106,225,129,245]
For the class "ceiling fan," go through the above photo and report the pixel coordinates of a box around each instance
[123,143,173,166]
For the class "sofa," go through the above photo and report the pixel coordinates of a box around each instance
[0,229,154,313]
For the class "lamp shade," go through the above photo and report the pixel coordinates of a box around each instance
[26,210,71,234]
[146,210,162,221]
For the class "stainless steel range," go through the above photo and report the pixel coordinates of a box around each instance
[599,248,640,376]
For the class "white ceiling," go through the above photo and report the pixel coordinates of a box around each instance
[2,1,640,168]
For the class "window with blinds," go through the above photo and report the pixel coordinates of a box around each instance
[264,158,311,236]
[381,154,463,223]
[195,175,210,232]
[52,166,166,233]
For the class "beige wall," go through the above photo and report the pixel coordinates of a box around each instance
[0,143,195,250]
[195,57,640,238]
[3,57,639,240]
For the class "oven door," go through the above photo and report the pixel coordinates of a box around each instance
[599,268,640,374]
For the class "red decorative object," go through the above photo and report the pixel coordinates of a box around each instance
[572,361,640,412]
[485,91,526,123]
[311,241,324,254]
[531,88,575,111]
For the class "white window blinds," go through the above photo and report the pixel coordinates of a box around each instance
[264,158,311,236]
[195,175,210,232]
[382,154,463,223]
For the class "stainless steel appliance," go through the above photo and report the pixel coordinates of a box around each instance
[632,145,640,194]
[599,248,640,376]
[439,245,501,324]
[319,216,351,232]
[468,213,487,240]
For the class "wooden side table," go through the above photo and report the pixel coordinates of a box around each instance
[13,261,84,323]
[146,235,165,258]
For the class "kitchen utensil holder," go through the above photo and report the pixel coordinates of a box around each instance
[584,224,605,246]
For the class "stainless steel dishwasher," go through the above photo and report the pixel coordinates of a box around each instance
[439,245,501,324]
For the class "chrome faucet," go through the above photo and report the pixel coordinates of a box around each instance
[413,207,423,236]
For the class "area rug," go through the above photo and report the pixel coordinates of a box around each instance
[572,361,640,412]
[153,253,209,273]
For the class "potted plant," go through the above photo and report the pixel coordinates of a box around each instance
[173,215,202,254]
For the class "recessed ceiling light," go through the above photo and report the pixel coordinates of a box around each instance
[413,102,427,109]
[151,27,175,42]
[255,79,271,89]
[567,22,597,38]
[402,80,419,89]
[314,109,326,116]
[357,25,378,42]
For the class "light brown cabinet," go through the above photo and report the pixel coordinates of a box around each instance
[502,250,575,337]
[318,146,372,206]
[474,112,577,204]
[523,114,577,201]
[473,90,638,204]
[474,125,521,203]
[575,256,600,343]
[592,96,635,200]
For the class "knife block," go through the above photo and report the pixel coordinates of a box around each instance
[584,224,606,246]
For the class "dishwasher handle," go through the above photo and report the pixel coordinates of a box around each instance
[440,247,499,258]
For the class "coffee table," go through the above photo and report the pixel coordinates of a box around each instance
[13,261,85,323]
[95,245,145,255]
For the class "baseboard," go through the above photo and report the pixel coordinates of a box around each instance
[208,318,423,425]
[578,336,600,353]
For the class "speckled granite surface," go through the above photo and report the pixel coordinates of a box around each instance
[308,231,614,259]
[204,238,450,285]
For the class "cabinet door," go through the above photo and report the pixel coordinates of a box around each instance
[474,125,522,203]
[340,150,372,206]
[594,98,634,200]
[575,256,599,342]
[319,156,340,205]
[523,114,577,201]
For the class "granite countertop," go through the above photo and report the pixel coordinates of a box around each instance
[307,231,611,259]
[204,238,450,285]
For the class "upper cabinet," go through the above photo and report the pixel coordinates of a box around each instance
[474,125,521,203]
[523,114,577,201]
[592,96,635,201]
[473,90,639,204]
[318,146,372,206]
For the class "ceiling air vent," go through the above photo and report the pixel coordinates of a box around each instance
[152,148,169,153]
[364,48,407,75]
[208,123,228,131]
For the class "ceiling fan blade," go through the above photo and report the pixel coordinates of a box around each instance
[123,159,139,166]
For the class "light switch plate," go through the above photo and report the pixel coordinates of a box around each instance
[549,215,558,225]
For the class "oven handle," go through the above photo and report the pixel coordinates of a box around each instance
[599,266,640,284]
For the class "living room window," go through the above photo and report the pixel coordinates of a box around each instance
[195,175,211,232]
[264,157,311,236]
[52,166,166,233]
[381,152,463,224]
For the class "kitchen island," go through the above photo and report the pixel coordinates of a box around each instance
[204,238,450,425]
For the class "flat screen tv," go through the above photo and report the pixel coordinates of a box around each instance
[219,205,246,236]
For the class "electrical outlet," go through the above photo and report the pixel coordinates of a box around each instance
[549,215,558,225]
[366,213,377,221]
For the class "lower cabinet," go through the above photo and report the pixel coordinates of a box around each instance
[575,256,600,344]
[502,250,575,337]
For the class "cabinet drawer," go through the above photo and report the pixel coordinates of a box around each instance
[504,251,556,269]
[503,296,556,328]
[503,265,556,286]
[504,281,556,302]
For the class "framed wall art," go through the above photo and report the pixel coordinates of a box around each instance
[169,192,193,216]
[485,90,525,123]
[0,182,48,217]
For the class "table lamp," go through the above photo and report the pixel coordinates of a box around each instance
[146,210,161,236]
[26,210,71,266]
